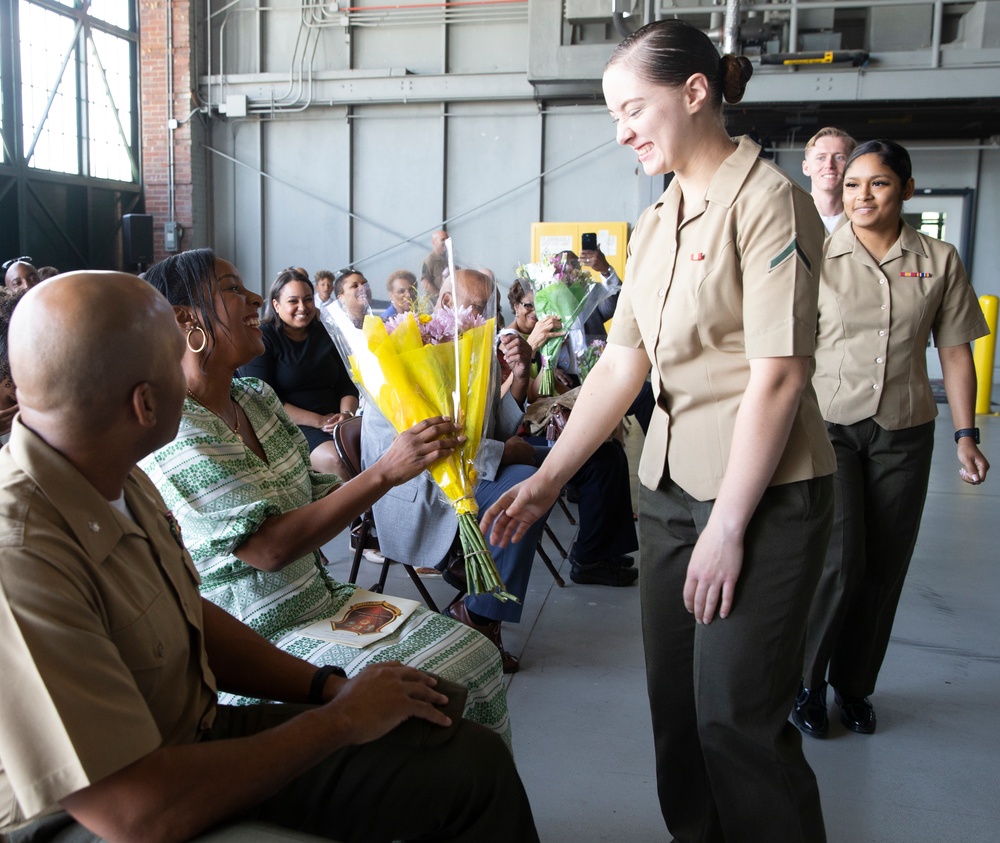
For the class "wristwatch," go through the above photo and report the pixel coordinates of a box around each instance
[954,428,980,444]
[309,664,347,704]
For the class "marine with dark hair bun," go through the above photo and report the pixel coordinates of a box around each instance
[481,19,836,842]
[794,139,989,741]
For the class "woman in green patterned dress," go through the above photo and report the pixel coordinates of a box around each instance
[140,249,512,749]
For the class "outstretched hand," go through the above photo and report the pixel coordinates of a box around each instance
[325,662,452,745]
[480,476,559,548]
[378,416,464,486]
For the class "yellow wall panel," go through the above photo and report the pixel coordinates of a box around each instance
[529,221,630,281]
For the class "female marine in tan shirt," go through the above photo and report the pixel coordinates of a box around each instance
[793,139,989,740]
[483,20,837,843]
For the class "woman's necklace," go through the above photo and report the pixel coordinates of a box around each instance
[186,389,243,443]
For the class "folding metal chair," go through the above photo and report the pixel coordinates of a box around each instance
[331,416,440,612]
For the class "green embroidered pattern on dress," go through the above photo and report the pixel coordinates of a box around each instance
[140,378,512,751]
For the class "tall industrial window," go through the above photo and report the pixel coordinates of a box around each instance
[0,35,6,165]
[17,0,138,182]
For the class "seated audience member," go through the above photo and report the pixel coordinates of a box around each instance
[0,289,26,438]
[240,267,358,479]
[504,284,638,586]
[36,266,60,281]
[3,257,41,292]
[140,250,513,747]
[381,269,417,320]
[363,269,546,674]
[552,252,654,433]
[334,267,372,328]
[314,268,335,313]
[0,271,536,843]
[420,229,448,298]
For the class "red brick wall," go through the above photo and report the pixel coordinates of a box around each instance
[139,0,206,263]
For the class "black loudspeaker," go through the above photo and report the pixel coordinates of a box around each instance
[122,214,154,265]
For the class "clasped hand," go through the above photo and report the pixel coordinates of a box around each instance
[957,439,989,486]
[498,332,533,380]
[526,315,564,351]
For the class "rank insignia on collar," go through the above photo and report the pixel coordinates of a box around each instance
[900,271,932,278]
[690,252,705,261]
[165,511,184,548]
[768,237,812,274]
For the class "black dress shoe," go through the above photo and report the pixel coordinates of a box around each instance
[791,681,829,738]
[569,557,638,587]
[835,690,877,734]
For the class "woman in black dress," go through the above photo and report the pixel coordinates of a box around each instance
[241,268,358,477]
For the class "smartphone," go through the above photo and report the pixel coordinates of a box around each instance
[581,232,597,251]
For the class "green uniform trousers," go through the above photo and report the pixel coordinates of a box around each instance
[803,418,935,697]
[9,705,538,843]
[639,475,833,843]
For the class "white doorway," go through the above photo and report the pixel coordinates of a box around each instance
[902,189,975,380]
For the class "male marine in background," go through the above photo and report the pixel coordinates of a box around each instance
[801,127,857,234]
[0,271,538,843]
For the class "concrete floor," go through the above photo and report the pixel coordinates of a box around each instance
[323,403,1000,842]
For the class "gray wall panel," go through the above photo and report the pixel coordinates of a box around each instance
[233,122,266,293]
[354,24,444,74]
[445,102,541,285]
[209,120,268,293]
[208,122,239,263]
[540,106,637,224]
[350,104,446,287]
[448,22,531,74]
[261,116,352,285]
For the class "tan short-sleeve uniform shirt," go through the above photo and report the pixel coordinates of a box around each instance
[814,222,989,429]
[0,421,217,832]
[608,136,836,501]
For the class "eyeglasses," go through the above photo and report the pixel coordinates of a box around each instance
[517,301,535,313]
[2,256,33,271]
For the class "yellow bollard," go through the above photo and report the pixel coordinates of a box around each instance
[974,295,998,415]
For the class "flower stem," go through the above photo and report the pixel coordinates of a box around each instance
[456,512,518,602]
[538,367,555,397]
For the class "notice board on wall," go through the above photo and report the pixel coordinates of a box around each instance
[530,221,629,281]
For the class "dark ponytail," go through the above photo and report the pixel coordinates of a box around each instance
[607,20,752,108]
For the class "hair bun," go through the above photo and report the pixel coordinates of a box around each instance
[720,54,753,104]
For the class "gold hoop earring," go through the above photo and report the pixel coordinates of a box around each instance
[186,324,207,354]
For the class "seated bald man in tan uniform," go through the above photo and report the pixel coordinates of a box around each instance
[0,273,537,843]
